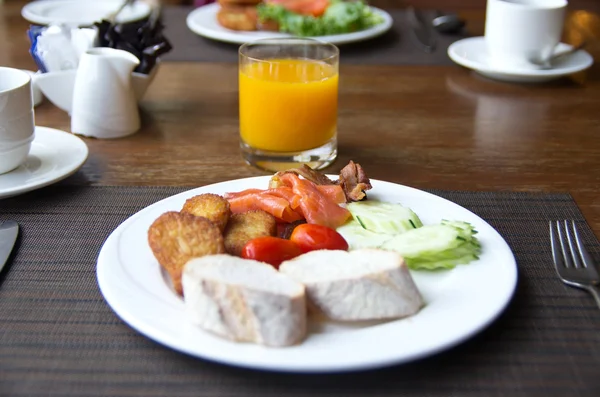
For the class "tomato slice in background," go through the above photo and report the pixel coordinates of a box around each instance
[241,237,304,269]
[290,223,349,253]
[279,0,329,17]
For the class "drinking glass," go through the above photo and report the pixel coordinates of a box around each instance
[239,38,339,172]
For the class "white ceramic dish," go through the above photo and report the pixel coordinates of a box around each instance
[34,64,159,114]
[21,70,43,107]
[0,126,88,199]
[97,176,518,373]
[22,0,152,27]
[448,37,594,83]
[186,3,393,45]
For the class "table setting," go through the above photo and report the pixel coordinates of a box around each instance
[1,0,599,395]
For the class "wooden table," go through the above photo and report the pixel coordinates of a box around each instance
[1,0,599,240]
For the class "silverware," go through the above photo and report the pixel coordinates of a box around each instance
[531,42,586,69]
[0,220,19,275]
[407,7,436,53]
[550,220,600,309]
[432,11,466,35]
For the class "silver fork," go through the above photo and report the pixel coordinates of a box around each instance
[550,220,600,309]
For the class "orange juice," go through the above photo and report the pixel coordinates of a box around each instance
[239,59,338,153]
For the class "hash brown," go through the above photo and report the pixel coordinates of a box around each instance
[181,193,231,233]
[217,5,258,31]
[148,211,225,295]
[224,210,277,256]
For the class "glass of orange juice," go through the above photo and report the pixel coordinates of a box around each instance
[239,38,339,172]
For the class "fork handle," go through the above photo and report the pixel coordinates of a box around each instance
[585,286,600,310]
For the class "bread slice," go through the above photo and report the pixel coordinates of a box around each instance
[279,249,424,321]
[182,254,307,347]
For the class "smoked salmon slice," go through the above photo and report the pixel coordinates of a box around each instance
[227,192,303,223]
[225,174,350,228]
[277,173,351,229]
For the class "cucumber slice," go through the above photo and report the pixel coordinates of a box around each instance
[336,220,392,250]
[406,254,480,270]
[380,223,482,270]
[380,224,462,258]
[347,201,423,235]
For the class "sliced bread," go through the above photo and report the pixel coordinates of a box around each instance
[279,249,424,321]
[182,254,307,347]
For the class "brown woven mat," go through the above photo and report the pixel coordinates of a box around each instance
[1,185,599,396]
[161,7,466,65]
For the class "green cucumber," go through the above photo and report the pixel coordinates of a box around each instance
[380,223,482,270]
[346,201,423,235]
[336,220,392,250]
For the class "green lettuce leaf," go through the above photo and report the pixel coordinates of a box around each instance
[256,0,384,37]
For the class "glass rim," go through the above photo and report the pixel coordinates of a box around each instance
[239,37,339,64]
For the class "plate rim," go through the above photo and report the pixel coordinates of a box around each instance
[21,0,152,26]
[185,3,394,45]
[448,36,594,78]
[96,176,518,373]
[0,126,89,199]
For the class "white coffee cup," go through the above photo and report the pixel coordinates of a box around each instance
[0,67,36,174]
[485,0,568,70]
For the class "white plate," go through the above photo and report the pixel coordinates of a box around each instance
[0,126,88,199]
[186,3,393,45]
[22,0,152,27]
[448,37,594,83]
[97,176,518,373]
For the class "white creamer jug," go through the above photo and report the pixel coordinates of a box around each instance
[71,48,140,139]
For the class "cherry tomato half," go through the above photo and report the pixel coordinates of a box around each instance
[241,236,303,269]
[289,223,349,253]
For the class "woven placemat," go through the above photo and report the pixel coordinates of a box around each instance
[161,7,466,65]
[0,185,599,396]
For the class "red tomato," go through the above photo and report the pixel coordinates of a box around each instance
[279,0,329,17]
[289,224,349,253]
[241,237,303,269]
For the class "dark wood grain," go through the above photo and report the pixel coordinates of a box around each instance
[1,0,599,239]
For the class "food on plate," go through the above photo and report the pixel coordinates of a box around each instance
[226,172,350,228]
[338,200,481,270]
[269,161,372,202]
[380,221,482,270]
[182,254,307,347]
[219,0,263,5]
[279,249,424,321]
[223,210,277,256]
[217,4,259,31]
[279,219,307,239]
[335,219,392,249]
[148,212,225,295]
[181,193,231,233]
[256,0,384,36]
[215,0,384,37]
[336,160,373,201]
[143,160,487,347]
[270,164,335,188]
[241,223,348,267]
[241,236,304,268]
[346,200,423,234]
[289,223,349,253]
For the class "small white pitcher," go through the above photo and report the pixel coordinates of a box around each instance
[71,48,141,139]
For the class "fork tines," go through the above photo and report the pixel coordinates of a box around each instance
[550,220,594,269]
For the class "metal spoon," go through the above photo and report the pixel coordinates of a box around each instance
[530,42,586,69]
[432,13,466,34]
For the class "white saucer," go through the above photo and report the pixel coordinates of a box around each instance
[448,37,594,83]
[0,127,88,199]
[22,0,152,27]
